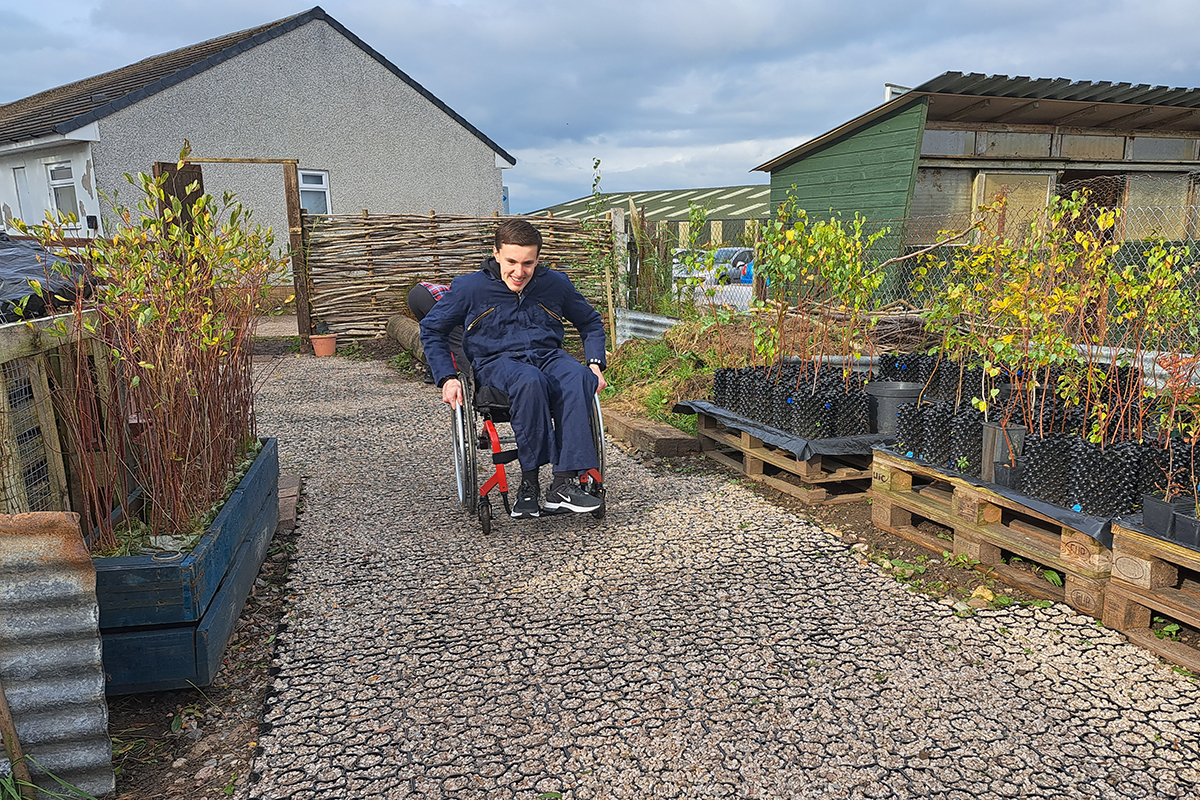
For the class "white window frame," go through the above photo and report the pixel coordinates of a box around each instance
[298,170,331,215]
[46,161,80,227]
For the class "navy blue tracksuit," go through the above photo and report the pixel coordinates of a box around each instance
[419,258,607,474]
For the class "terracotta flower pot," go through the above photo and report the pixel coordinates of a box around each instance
[311,333,338,357]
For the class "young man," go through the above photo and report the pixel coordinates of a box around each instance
[419,220,607,518]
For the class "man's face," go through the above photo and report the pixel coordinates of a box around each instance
[494,243,539,293]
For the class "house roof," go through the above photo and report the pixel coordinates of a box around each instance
[754,71,1200,173]
[0,6,516,165]
[534,185,771,221]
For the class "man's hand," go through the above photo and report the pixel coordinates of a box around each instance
[590,363,607,394]
[441,377,464,407]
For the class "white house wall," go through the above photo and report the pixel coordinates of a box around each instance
[0,141,101,234]
[92,19,506,255]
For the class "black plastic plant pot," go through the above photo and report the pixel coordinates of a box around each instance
[866,381,923,436]
[994,458,1025,490]
[1141,493,1193,538]
[980,422,1026,484]
[1174,507,1200,548]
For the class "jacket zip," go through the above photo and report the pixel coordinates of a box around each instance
[538,303,563,322]
[467,307,496,331]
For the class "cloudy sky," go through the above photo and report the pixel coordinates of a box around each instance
[2,0,1198,212]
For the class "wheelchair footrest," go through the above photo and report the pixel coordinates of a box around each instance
[492,449,519,465]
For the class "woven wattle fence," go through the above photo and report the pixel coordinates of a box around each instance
[300,211,612,338]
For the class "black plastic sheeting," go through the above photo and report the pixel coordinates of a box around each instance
[0,231,89,323]
[673,399,892,461]
[875,445,1113,548]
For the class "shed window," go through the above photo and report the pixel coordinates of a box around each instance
[47,162,79,224]
[299,170,330,214]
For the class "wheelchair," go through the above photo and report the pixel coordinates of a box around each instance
[449,375,606,535]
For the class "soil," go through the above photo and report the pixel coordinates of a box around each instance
[103,334,1199,799]
[106,514,298,799]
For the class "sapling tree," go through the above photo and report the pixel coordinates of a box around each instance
[18,148,286,551]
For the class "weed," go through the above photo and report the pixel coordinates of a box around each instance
[889,559,927,580]
[1026,599,1053,609]
[339,341,367,360]
[386,351,414,372]
[1042,569,1064,588]
[941,550,980,570]
[1152,616,1182,641]
[223,775,239,796]
[873,670,889,684]
[991,595,1015,609]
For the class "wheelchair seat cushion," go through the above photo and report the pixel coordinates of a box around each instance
[473,384,512,420]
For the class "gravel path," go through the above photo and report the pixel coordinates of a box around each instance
[248,355,1200,800]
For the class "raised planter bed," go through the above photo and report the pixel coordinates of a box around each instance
[1104,520,1200,674]
[97,438,280,694]
[870,448,1111,617]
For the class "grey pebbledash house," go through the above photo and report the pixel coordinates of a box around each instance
[0,6,515,246]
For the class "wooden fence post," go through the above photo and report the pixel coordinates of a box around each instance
[283,163,311,338]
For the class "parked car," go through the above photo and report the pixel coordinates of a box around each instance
[672,246,755,285]
[713,247,754,285]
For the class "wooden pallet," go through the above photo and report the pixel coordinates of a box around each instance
[870,449,1110,616]
[1103,523,1200,674]
[697,412,872,505]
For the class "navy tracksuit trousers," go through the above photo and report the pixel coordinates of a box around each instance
[475,349,600,475]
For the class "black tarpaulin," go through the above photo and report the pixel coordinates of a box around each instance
[673,399,892,461]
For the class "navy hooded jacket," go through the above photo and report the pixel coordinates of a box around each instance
[419,257,607,387]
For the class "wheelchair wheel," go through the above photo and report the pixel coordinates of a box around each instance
[479,499,492,536]
[450,382,478,516]
[589,394,607,519]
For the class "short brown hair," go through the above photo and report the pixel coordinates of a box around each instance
[494,219,543,253]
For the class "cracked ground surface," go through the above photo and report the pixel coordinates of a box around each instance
[248,356,1200,799]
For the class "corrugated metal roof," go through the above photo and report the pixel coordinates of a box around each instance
[914,71,1200,108]
[755,71,1200,174]
[0,6,516,165]
[535,185,771,221]
[0,513,114,797]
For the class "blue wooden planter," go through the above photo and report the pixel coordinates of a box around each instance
[97,438,280,695]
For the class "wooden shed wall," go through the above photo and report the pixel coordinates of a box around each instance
[768,99,929,223]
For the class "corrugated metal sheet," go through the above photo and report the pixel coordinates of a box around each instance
[0,513,114,797]
[914,72,1200,108]
[535,186,771,222]
[615,308,681,346]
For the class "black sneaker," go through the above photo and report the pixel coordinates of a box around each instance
[511,476,540,518]
[543,481,603,514]
[422,364,435,384]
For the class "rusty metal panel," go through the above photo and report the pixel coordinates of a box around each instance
[910,168,973,218]
[1060,133,1125,160]
[977,132,1051,159]
[920,129,975,157]
[1130,136,1196,161]
[0,512,114,797]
